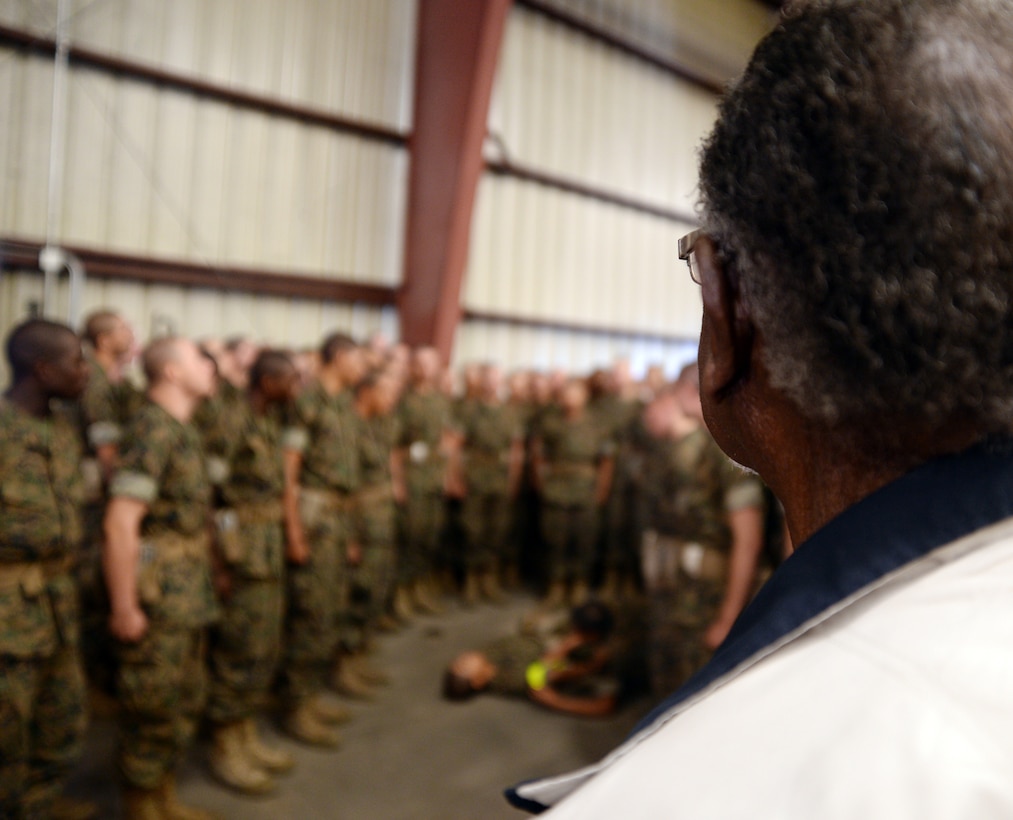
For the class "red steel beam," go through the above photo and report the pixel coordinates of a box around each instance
[399,0,513,359]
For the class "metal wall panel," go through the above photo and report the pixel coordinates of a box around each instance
[466,174,700,337]
[0,54,407,284]
[489,6,722,210]
[461,1,769,374]
[454,317,698,379]
[15,0,419,131]
[537,0,775,82]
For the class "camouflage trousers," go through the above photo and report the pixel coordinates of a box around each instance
[400,488,444,584]
[645,576,724,696]
[540,502,599,584]
[348,499,396,648]
[115,625,207,789]
[278,494,347,709]
[78,508,117,696]
[460,491,513,572]
[0,569,86,820]
[602,485,644,578]
[206,578,283,724]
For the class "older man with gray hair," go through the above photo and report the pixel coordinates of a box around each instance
[509,0,1013,816]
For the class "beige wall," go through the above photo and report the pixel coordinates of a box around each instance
[0,0,414,365]
[454,0,774,374]
[0,0,774,380]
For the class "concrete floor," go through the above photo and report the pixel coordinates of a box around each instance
[68,594,651,819]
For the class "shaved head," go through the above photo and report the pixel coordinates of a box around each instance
[142,337,183,386]
[6,319,79,382]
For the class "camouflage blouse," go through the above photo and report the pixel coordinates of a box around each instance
[0,399,85,561]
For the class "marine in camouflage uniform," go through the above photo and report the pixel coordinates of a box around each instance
[589,378,641,598]
[206,351,300,793]
[393,348,454,616]
[604,406,654,596]
[76,354,142,698]
[639,386,764,696]
[279,370,360,741]
[104,336,220,819]
[76,311,142,702]
[456,364,524,603]
[533,379,615,606]
[0,320,91,820]
[349,374,401,652]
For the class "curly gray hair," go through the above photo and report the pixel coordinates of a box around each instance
[699,0,1013,435]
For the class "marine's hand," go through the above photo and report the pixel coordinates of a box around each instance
[347,541,362,567]
[287,536,310,565]
[214,566,233,601]
[109,605,148,643]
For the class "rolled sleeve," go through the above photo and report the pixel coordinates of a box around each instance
[109,470,158,504]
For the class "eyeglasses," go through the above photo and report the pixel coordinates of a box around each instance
[678,229,702,285]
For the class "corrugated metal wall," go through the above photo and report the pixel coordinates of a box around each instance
[455,0,772,376]
[533,0,774,81]
[0,0,772,381]
[0,0,414,358]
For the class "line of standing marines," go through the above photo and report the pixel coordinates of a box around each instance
[0,310,776,819]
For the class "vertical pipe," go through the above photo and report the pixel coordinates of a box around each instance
[43,0,71,317]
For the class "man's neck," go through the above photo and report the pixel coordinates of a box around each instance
[318,369,344,396]
[148,383,198,423]
[93,349,122,382]
[755,405,982,547]
[3,382,51,418]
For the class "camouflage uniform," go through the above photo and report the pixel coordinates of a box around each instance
[592,395,641,583]
[77,357,143,694]
[606,408,654,585]
[206,402,286,724]
[278,383,358,708]
[482,634,545,697]
[396,390,452,584]
[640,426,763,694]
[0,399,88,819]
[349,413,399,646]
[537,412,614,585]
[108,402,219,790]
[458,401,522,573]
[193,380,247,490]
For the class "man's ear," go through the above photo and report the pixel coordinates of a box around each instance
[697,235,753,394]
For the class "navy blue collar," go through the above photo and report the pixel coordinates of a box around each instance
[508,438,1013,813]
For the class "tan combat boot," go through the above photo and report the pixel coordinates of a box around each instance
[462,571,481,608]
[412,577,445,615]
[310,694,353,725]
[392,584,416,622]
[480,570,507,604]
[241,718,295,775]
[348,653,391,686]
[331,659,377,701]
[122,787,164,820]
[158,774,224,820]
[210,722,275,795]
[284,702,341,748]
